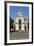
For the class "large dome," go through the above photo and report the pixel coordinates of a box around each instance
[17,11,23,15]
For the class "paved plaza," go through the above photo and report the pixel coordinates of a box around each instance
[10,31,29,40]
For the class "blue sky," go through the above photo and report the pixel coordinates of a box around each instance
[10,6,29,20]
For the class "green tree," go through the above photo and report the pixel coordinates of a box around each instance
[10,17,14,29]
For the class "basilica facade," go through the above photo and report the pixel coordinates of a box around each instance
[15,11,29,31]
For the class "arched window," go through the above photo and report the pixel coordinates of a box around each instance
[19,19,21,25]
[19,26,21,30]
[25,25,26,31]
[19,19,21,30]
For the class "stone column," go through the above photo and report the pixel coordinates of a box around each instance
[26,24,28,31]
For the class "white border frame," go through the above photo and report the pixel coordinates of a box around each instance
[7,3,32,43]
